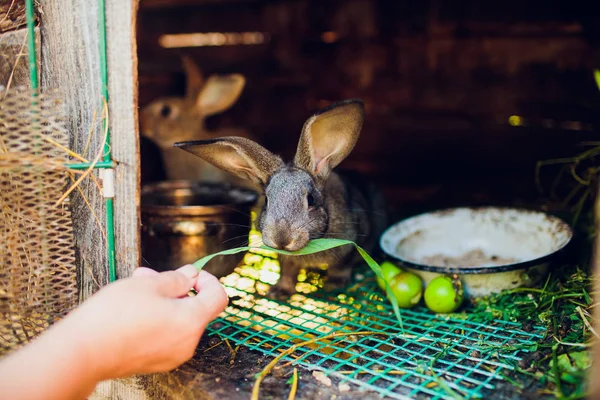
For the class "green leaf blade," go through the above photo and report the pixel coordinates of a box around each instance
[192,246,253,270]
[191,238,404,328]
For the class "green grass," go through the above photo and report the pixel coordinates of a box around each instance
[524,75,599,397]
[468,209,595,399]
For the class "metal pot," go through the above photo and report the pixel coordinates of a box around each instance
[379,207,573,298]
[141,181,258,278]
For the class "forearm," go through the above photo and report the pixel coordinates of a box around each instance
[0,320,101,400]
[0,266,228,400]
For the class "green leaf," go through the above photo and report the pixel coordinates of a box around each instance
[192,238,404,329]
[549,351,591,385]
[595,69,600,93]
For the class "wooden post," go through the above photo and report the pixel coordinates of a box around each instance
[106,0,142,281]
[39,0,140,296]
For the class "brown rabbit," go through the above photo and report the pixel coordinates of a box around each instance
[140,56,252,185]
[174,99,388,298]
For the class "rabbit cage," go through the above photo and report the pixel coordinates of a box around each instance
[1,0,600,399]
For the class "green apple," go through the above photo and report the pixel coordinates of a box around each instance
[376,261,402,290]
[388,272,423,309]
[424,275,464,313]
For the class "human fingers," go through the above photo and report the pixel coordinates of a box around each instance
[132,267,160,278]
[192,270,220,293]
[188,271,228,322]
[174,264,199,280]
[154,270,197,298]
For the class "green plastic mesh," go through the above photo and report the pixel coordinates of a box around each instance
[207,250,543,399]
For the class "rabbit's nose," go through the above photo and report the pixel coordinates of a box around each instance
[267,233,292,250]
[261,229,284,249]
[283,239,302,252]
[263,230,292,251]
[262,219,309,251]
[273,237,302,252]
[263,230,307,251]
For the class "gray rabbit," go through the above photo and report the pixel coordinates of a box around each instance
[175,99,388,298]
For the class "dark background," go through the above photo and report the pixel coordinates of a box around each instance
[137,0,600,215]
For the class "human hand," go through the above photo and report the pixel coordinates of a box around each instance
[59,265,228,380]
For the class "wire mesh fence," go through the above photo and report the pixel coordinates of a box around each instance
[0,90,78,355]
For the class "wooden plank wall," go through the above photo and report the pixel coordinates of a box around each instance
[39,0,140,299]
[40,0,107,297]
[107,0,142,281]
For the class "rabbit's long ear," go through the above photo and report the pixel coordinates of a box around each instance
[195,74,245,117]
[294,99,364,180]
[174,137,283,185]
[182,56,204,100]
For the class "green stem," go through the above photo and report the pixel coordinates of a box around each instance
[429,350,465,400]
[551,344,565,398]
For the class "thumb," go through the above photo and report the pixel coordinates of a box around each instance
[154,267,198,298]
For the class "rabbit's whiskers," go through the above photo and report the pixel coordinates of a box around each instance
[344,207,387,217]
[212,223,251,229]
[220,235,251,246]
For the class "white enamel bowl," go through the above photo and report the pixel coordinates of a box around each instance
[379,207,573,298]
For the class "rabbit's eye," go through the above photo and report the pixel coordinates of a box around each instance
[307,193,315,208]
[160,104,172,118]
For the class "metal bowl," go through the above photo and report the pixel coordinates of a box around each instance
[379,207,573,298]
[141,181,258,278]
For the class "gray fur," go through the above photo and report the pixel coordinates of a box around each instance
[175,99,388,298]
